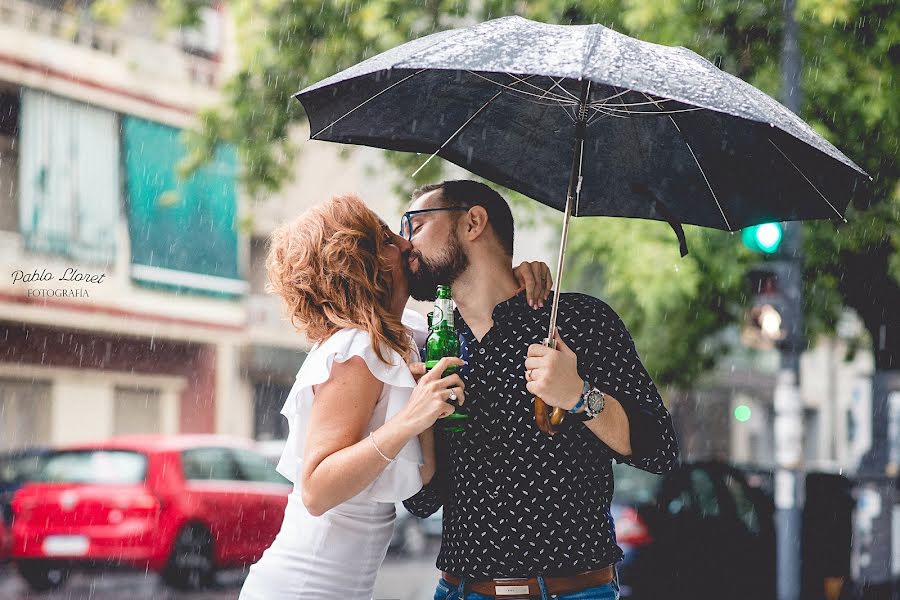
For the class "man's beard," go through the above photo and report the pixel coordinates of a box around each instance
[407,235,469,301]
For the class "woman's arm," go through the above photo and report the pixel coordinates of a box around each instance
[300,355,465,516]
[300,356,414,516]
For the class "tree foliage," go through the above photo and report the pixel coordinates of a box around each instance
[166,0,897,384]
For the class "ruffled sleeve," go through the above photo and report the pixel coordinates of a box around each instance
[275,327,423,503]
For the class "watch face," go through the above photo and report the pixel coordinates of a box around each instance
[586,390,604,416]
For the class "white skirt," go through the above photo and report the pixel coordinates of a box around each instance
[239,489,396,600]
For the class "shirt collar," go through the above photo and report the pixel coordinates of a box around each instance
[454,289,533,337]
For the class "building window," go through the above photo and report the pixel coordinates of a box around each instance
[18,89,119,264]
[113,386,161,435]
[0,89,19,233]
[122,115,246,297]
[0,378,52,450]
[178,5,222,59]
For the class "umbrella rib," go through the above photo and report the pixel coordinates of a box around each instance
[669,114,732,230]
[592,87,633,105]
[466,71,576,105]
[593,105,705,116]
[505,73,575,103]
[310,69,427,139]
[594,98,692,109]
[639,91,732,230]
[586,86,635,126]
[505,73,571,101]
[767,138,848,222]
[546,77,580,102]
[411,89,505,178]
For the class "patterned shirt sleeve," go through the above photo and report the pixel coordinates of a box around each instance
[574,297,679,474]
[402,429,448,517]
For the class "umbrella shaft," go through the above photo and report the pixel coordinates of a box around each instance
[546,81,590,342]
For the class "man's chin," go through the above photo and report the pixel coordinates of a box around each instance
[409,287,437,302]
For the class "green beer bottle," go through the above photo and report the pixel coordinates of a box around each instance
[425,285,466,431]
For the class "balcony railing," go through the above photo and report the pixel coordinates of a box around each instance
[0,0,219,88]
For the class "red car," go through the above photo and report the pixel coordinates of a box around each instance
[10,435,291,591]
[0,518,9,562]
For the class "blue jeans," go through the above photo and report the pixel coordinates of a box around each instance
[432,571,620,600]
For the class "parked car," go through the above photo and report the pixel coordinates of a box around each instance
[255,439,288,470]
[10,435,291,591]
[0,517,9,563]
[389,504,443,555]
[612,461,775,600]
[0,448,51,527]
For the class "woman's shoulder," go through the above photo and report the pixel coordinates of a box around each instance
[299,327,415,389]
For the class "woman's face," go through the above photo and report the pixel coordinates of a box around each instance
[380,223,412,312]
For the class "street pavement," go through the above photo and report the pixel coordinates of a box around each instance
[0,540,442,600]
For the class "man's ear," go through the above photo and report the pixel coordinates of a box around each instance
[463,206,490,242]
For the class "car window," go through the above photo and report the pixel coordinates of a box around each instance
[612,463,662,506]
[231,448,290,485]
[0,454,45,485]
[181,447,241,481]
[722,471,761,534]
[36,450,146,485]
[689,468,721,517]
[665,488,692,515]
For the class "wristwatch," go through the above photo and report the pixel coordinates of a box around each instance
[583,388,606,419]
[571,381,606,422]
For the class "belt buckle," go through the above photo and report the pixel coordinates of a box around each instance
[493,577,531,597]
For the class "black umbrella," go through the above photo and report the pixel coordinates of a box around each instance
[294,16,869,433]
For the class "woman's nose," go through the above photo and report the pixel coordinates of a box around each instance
[394,234,413,252]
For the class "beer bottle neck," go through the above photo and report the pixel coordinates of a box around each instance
[433,297,454,329]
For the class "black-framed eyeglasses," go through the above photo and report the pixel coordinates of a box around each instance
[399,207,470,241]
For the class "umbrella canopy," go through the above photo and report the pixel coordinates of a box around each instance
[294,15,868,434]
[296,16,868,233]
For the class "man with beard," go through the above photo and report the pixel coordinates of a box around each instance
[400,180,679,600]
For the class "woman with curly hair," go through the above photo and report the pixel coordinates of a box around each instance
[239,193,550,600]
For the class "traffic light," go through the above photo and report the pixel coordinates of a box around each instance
[734,404,752,422]
[742,264,791,350]
[742,222,784,254]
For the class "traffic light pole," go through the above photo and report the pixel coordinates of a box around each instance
[775,2,804,599]
[774,222,804,600]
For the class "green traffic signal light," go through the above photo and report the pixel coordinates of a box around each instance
[742,222,783,254]
[734,404,752,422]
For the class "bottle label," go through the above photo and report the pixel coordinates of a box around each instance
[433,298,454,328]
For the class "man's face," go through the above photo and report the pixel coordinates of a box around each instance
[404,190,469,301]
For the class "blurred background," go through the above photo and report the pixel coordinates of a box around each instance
[0,0,895,599]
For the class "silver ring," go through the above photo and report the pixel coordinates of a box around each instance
[448,389,458,402]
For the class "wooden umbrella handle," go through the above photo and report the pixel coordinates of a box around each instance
[533,337,566,435]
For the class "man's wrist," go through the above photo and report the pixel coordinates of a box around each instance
[568,378,590,413]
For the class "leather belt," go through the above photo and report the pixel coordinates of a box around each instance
[441,565,615,598]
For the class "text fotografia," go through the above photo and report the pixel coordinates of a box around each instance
[12,268,107,285]
[27,288,91,298]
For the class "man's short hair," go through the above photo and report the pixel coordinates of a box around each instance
[412,180,515,256]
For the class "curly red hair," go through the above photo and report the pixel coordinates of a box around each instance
[265,193,410,364]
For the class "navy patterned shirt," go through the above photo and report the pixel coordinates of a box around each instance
[403,290,678,579]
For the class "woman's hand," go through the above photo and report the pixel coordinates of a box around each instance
[513,261,553,309]
[400,357,466,435]
[408,361,427,383]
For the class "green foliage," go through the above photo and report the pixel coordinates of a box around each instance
[165,0,897,382]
